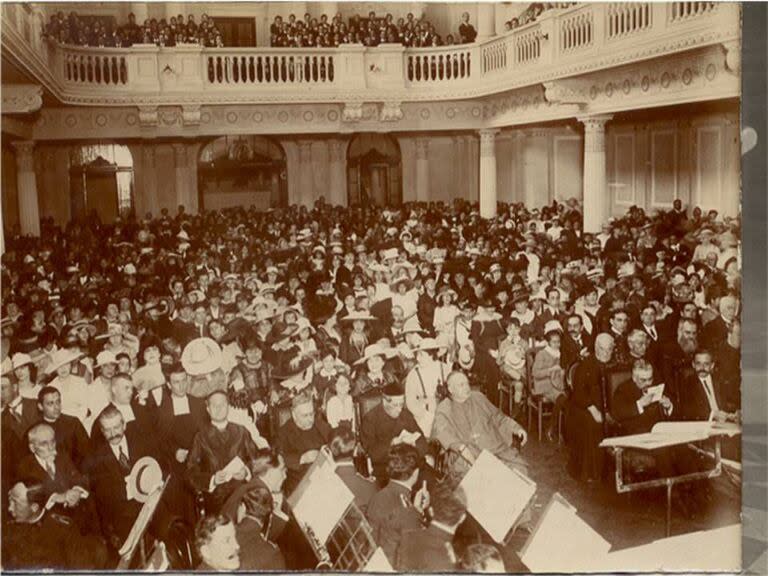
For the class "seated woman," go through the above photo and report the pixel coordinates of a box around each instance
[531,321,567,442]
[325,374,355,431]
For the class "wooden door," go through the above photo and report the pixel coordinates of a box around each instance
[86,172,119,223]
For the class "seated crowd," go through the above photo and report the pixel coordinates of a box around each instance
[44,11,223,48]
[0,195,741,570]
[270,11,465,48]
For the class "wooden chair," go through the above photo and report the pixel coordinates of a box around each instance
[525,347,554,442]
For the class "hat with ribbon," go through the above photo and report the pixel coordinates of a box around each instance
[45,349,84,374]
[125,456,164,503]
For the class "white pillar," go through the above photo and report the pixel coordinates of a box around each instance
[142,144,158,217]
[579,115,613,233]
[172,143,187,213]
[186,143,200,214]
[130,2,149,23]
[13,141,40,237]
[328,139,348,207]
[415,138,430,203]
[298,141,314,207]
[477,3,496,41]
[479,129,499,219]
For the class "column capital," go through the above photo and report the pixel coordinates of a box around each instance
[479,129,498,157]
[328,139,347,162]
[12,140,36,171]
[415,137,429,159]
[577,114,614,130]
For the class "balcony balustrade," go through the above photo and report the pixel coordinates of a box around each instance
[1,2,739,105]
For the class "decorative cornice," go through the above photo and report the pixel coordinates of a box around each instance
[138,105,158,128]
[542,80,590,108]
[181,104,201,126]
[722,40,740,74]
[1,84,43,114]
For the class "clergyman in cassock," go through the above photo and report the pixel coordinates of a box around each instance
[432,371,528,476]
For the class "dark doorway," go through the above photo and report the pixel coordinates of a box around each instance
[347,134,402,206]
[212,17,256,47]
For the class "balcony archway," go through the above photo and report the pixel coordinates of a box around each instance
[347,134,402,207]
[69,144,134,224]
[198,136,287,211]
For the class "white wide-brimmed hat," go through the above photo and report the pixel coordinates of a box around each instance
[181,338,223,376]
[45,349,83,374]
[126,456,164,503]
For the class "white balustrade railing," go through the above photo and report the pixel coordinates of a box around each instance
[2,2,738,102]
[559,5,594,54]
[607,3,652,40]
[206,50,337,85]
[405,47,473,82]
[669,1,717,23]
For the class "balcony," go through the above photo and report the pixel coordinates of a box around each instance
[2,2,739,107]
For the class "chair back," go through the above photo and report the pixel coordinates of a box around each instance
[566,362,579,391]
[525,346,543,395]
[607,369,631,413]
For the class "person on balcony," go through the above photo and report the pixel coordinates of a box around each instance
[458,12,477,44]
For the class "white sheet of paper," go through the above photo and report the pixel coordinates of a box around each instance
[459,450,536,543]
[363,547,394,572]
[645,383,665,403]
[521,493,611,573]
[221,456,246,480]
[291,458,354,544]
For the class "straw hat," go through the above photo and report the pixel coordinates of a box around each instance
[45,349,84,374]
[544,320,563,335]
[414,337,446,353]
[181,338,223,376]
[95,350,118,368]
[354,344,391,365]
[340,310,377,323]
[11,353,34,371]
[125,457,164,503]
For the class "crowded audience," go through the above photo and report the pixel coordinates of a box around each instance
[44,11,223,48]
[0,193,741,570]
[503,2,578,32]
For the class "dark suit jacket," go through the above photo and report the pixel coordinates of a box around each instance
[702,316,730,351]
[366,480,423,564]
[677,374,730,421]
[236,516,287,571]
[611,380,667,435]
[46,414,91,472]
[561,331,591,371]
[1,398,40,444]
[86,426,166,542]
[397,523,457,572]
[335,462,378,512]
[155,391,208,466]
[16,452,89,498]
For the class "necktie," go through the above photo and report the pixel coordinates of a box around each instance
[46,461,56,479]
[118,446,130,472]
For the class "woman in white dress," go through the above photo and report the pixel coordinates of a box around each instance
[433,286,459,349]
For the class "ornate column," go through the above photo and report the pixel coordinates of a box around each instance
[579,115,613,233]
[13,141,40,237]
[172,143,187,213]
[298,141,314,207]
[186,143,200,214]
[328,140,348,207]
[477,3,496,41]
[415,138,430,203]
[479,129,499,219]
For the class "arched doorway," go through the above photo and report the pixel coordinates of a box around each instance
[69,144,134,223]
[198,136,287,211]
[347,134,402,207]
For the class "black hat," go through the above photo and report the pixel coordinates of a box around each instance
[383,382,404,397]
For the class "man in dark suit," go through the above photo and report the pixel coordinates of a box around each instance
[90,373,157,449]
[397,482,466,571]
[329,428,377,513]
[701,294,737,352]
[531,287,566,340]
[230,483,286,571]
[561,314,591,372]
[2,375,40,452]
[677,349,738,422]
[611,360,673,435]
[366,444,429,565]
[87,405,170,549]
[187,391,258,515]
[3,480,109,570]
[275,392,331,486]
[36,386,91,472]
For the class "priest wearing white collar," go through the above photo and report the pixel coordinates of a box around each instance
[90,373,157,448]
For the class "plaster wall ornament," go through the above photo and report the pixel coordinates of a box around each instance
[138,106,159,128]
[2,84,43,114]
[182,105,202,126]
[379,101,404,122]
[722,40,740,74]
[342,103,364,122]
[542,80,590,108]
